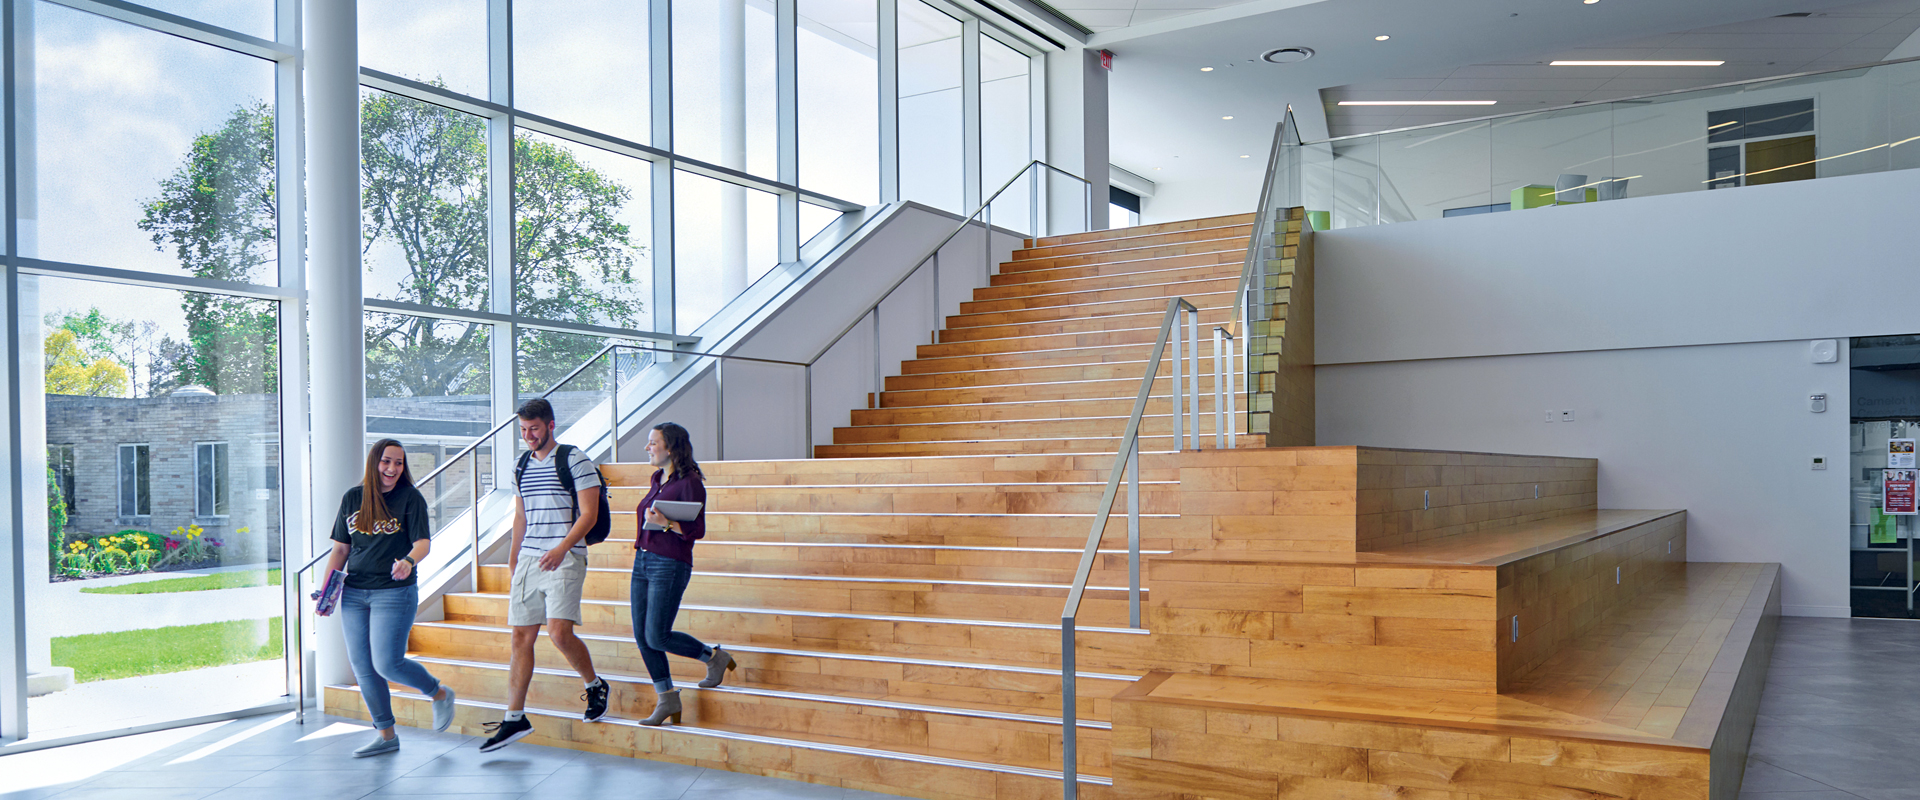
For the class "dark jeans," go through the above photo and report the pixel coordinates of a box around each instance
[339,584,441,730]
[629,550,710,688]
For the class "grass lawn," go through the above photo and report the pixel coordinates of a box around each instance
[52,618,283,683]
[79,568,282,595]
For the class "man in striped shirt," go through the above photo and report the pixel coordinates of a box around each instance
[480,399,608,752]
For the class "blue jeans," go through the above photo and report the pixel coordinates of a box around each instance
[339,584,441,730]
[630,550,710,689]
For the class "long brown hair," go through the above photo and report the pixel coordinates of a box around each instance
[652,422,701,480]
[356,439,413,532]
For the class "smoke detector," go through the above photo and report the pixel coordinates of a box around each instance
[1261,47,1314,64]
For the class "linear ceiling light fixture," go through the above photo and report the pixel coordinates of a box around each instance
[1338,100,1497,106]
[1551,60,1724,66]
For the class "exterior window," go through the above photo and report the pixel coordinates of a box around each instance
[118,444,151,518]
[195,442,230,518]
[49,444,76,513]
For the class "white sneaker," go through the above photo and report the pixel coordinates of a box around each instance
[432,687,456,732]
[353,735,399,758]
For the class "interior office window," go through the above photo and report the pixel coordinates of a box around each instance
[362,89,491,312]
[31,2,275,278]
[196,442,230,518]
[50,444,76,514]
[673,0,778,177]
[1707,99,1816,189]
[898,1,963,213]
[799,0,880,205]
[513,0,650,143]
[118,443,151,518]
[358,0,489,98]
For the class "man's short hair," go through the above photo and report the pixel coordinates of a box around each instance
[517,398,555,423]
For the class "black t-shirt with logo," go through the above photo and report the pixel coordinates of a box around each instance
[329,484,432,590]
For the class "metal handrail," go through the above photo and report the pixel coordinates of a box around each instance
[806,161,1092,401]
[1059,296,1220,799]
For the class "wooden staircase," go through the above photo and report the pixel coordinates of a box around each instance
[816,212,1286,458]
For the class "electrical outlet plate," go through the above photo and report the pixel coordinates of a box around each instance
[1544,410,1555,423]
[1559,409,1575,422]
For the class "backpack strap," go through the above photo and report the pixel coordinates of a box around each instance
[553,444,581,520]
[514,450,532,495]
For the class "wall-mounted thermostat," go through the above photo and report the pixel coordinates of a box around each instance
[1811,393,1828,413]
[1813,456,1828,470]
[1810,339,1839,363]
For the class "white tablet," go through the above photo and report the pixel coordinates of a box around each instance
[642,500,704,531]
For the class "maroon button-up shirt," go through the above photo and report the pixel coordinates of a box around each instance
[636,467,707,564]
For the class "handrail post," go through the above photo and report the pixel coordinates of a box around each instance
[716,357,727,461]
[1171,308,1183,451]
[804,364,814,457]
[1214,327,1225,450]
[470,462,481,593]
[1127,438,1140,628]
[1227,333,1237,449]
[1061,617,1077,799]
[1187,310,1200,450]
[870,307,881,409]
[610,350,620,463]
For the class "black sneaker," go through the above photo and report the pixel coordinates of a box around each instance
[582,680,609,722]
[478,717,533,752]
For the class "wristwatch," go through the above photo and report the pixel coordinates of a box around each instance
[401,556,416,567]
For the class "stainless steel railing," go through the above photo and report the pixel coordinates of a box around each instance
[1057,296,1235,798]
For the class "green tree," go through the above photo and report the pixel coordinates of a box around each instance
[137,102,278,395]
[141,92,645,401]
[45,329,130,397]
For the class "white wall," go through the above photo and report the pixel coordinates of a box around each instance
[1140,175,1261,225]
[1314,165,1920,618]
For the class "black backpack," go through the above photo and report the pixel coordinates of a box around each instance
[515,444,613,546]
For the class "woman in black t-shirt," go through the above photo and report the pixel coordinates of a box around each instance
[320,439,456,757]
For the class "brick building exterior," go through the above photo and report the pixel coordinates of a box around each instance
[47,390,281,567]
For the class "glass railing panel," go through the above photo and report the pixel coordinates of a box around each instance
[1329,136,1379,228]
[1299,140,1336,225]
[1377,119,1492,222]
[1491,105,1613,212]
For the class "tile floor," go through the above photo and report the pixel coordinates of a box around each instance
[2,615,1915,799]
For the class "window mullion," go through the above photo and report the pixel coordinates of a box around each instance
[878,0,899,204]
[961,17,982,212]
[777,0,799,263]
[650,0,676,338]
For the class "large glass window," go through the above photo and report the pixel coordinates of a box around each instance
[673,0,778,177]
[800,0,880,206]
[135,0,274,39]
[898,1,964,212]
[362,89,492,312]
[32,276,284,743]
[514,130,652,330]
[365,311,493,536]
[30,1,277,278]
[674,170,780,335]
[513,0,650,143]
[359,0,489,97]
[981,35,1032,226]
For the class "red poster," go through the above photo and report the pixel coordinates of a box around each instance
[1887,469,1918,516]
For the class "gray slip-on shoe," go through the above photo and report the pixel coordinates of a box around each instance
[353,735,400,758]
[432,687,456,732]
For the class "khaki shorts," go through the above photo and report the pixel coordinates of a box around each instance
[507,551,587,626]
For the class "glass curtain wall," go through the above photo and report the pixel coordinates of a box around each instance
[7,0,301,745]
[1,0,1047,745]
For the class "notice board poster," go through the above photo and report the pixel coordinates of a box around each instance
[1893,439,1917,469]
[1886,468,1919,516]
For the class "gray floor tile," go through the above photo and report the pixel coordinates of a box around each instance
[75,772,261,790]
[48,789,220,800]
[683,770,846,799]
[1743,759,1840,793]
[201,789,381,800]
[523,769,699,799]
[362,775,549,795]
[109,755,296,773]
[1736,793,1867,800]
[0,787,77,800]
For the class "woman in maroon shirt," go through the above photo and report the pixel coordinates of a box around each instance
[629,421,733,726]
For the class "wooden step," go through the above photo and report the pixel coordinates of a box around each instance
[611,452,1183,486]
[945,291,1239,330]
[884,359,1234,393]
[405,657,1115,773]
[407,627,1137,717]
[972,262,1242,302]
[990,250,1245,287]
[901,342,1163,375]
[833,413,1248,446]
[1002,241,1250,274]
[937,307,1233,344]
[815,434,1264,458]
[698,511,1194,549]
[1013,225,1253,262]
[658,541,1162,584]
[879,372,1232,409]
[1024,213,1254,249]
[852,394,1232,426]
[326,688,1116,799]
[610,481,1178,516]
[920,326,1168,359]
[957,276,1240,316]
[471,567,1147,627]
[439,594,1149,663]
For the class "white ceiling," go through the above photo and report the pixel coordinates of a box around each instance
[1094,0,1905,188]
[1324,0,1920,136]
[1043,0,1269,33]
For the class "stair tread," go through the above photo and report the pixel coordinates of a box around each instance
[344,687,1114,783]
[474,563,1153,594]
[441,595,1150,633]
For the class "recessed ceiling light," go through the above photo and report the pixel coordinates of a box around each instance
[1337,100,1498,106]
[1374,35,1390,41]
[1222,115,1234,120]
[1240,155,1250,158]
[1583,0,1598,4]
[1200,66,1213,72]
[1551,60,1723,66]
